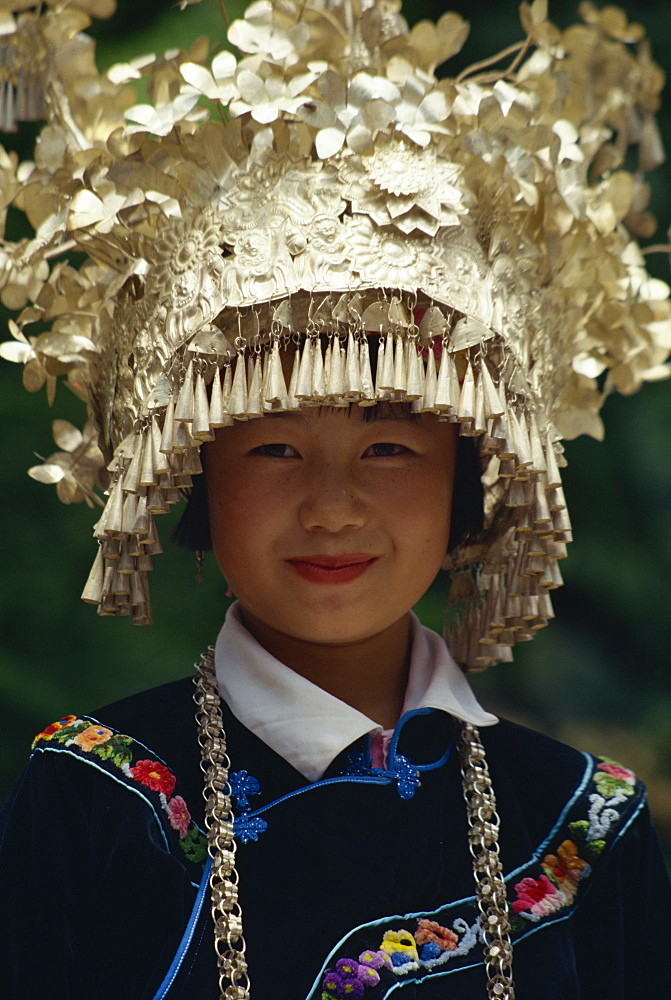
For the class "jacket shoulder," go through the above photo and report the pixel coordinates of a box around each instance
[25,677,207,872]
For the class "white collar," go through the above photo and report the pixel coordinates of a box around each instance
[214,602,497,782]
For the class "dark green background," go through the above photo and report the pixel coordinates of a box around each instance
[1,0,670,855]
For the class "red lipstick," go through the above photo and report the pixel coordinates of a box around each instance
[286,554,377,584]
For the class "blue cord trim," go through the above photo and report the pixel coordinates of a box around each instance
[414,740,453,772]
[382,959,484,994]
[387,707,448,770]
[241,707,455,823]
[244,772,394,820]
[152,857,212,1000]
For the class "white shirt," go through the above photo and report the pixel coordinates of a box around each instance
[214,602,498,782]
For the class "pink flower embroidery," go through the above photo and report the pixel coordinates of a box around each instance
[597,762,635,784]
[129,759,177,797]
[512,875,565,918]
[167,796,191,838]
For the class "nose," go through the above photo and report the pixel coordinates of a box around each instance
[298,461,367,533]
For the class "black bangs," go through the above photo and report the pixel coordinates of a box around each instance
[361,401,420,422]
[312,401,420,422]
[448,434,484,551]
[171,455,212,553]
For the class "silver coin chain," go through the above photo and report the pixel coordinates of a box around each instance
[458,722,516,999]
[195,651,515,1000]
[194,648,250,999]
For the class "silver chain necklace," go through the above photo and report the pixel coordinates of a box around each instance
[194,648,515,999]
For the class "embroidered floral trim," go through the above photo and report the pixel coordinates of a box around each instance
[321,950,392,997]
[321,915,480,996]
[32,716,207,865]
[415,918,459,955]
[33,717,134,767]
[130,758,177,797]
[509,756,637,928]
[383,917,480,974]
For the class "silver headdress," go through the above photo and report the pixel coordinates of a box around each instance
[1,0,670,667]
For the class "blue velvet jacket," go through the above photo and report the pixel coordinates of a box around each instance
[1,676,669,999]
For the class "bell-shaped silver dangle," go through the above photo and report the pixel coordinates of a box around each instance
[471,366,487,435]
[174,361,195,423]
[457,361,476,435]
[172,420,194,452]
[506,408,530,472]
[295,337,314,400]
[103,479,125,534]
[434,347,458,417]
[264,341,289,410]
[121,492,139,535]
[133,494,151,538]
[524,416,544,477]
[420,345,438,412]
[544,430,563,489]
[358,336,376,405]
[379,333,395,392]
[516,409,534,471]
[192,369,215,440]
[286,349,301,409]
[151,417,171,476]
[210,367,234,428]
[245,355,265,416]
[405,340,424,400]
[479,358,506,420]
[159,396,176,455]
[343,332,364,400]
[123,435,145,494]
[228,352,249,418]
[325,335,346,402]
[81,547,105,605]
[310,337,326,400]
[506,477,531,508]
[393,333,407,395]
[374,336,390,401]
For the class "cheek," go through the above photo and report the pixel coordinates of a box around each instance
[206,462,284,586]
[379,474,452,580]
[407,467,454,543]
[205,456,250,576]
[207,494,239,581]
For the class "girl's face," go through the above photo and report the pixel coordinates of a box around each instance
[205,405,457,649]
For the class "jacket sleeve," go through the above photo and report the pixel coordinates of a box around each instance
[572,801,671,1000]
[0,749,198,1000]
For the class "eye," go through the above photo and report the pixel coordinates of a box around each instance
[363,442,409,458]
[252,443,299,458]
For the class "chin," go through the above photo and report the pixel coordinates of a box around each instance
[284,611,396,647]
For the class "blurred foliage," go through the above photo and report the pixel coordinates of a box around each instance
[1,0,670,858]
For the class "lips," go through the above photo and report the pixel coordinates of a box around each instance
[286,554,378,584]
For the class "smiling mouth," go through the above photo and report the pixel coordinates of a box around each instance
[286,555,378,584]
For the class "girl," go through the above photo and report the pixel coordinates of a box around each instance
[1,1,670,997]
